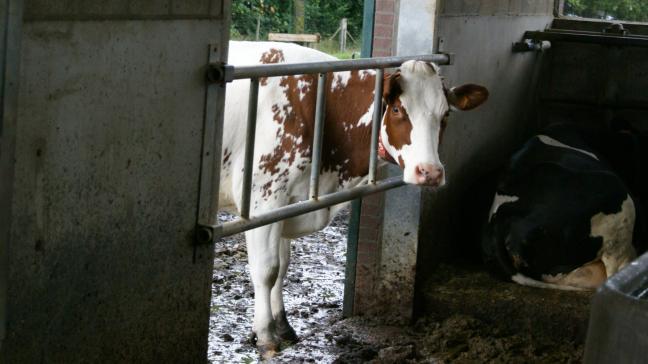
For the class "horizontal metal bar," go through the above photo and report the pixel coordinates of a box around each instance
[309,72,327,200]
[368,68,384,184]
[230,53,450,80]
[210,176,406,239]
[524,30,648,48]
[240,78,259,219]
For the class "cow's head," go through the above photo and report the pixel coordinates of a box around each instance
[380,60,488,187]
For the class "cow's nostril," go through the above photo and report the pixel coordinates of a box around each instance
[415,163,444,186]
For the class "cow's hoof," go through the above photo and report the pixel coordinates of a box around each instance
[247,331,257,346]
[277,324,298,344]
[258,342,279,360]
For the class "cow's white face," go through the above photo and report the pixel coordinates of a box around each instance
[380,60,489,187]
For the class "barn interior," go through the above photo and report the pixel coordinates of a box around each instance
[1,0,648,363]
[410,2,648,362]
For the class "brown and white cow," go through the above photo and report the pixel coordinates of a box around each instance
[219,41,488,357]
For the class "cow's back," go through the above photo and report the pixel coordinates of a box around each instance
[219,42,337,212]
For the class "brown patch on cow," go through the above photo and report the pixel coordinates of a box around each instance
[261,181,273,198]
[383,98,412,151]
[258,69,400,188]
[383,72,402,104]
[260,48,285,64]
[398,156,405,169]
[439,113,449,145]
[259,74,316,178]
[447,84,489,111]
[223,148,232,164]
[322,70,376,184]
[259,48,286,86]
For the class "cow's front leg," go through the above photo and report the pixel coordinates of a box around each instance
[271,238,297,344]
[246,223,282,359]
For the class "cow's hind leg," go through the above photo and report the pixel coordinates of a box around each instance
[271,237,297,344]
[246,223,282,359]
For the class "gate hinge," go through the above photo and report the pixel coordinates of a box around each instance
[207,62,234,84]
[195,224,215,245]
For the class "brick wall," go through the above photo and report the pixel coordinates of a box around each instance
[352,193,385,313]
[352,0,398,315]
[372,0,398,57]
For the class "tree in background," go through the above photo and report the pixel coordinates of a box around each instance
[231,0,363,40]
[231,0,292,39]
[565,0,648,22]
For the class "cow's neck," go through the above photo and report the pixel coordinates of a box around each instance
[320,70,395,185]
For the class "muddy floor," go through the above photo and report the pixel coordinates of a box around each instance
[209,211,592,363]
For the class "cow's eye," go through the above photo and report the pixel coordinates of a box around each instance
[392,106,399,113]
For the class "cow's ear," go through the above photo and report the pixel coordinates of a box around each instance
[447,84,489,111]
[383,71,402,104]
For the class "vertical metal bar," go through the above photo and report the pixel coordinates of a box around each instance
[309,72,327,200]
[368,68,383,184]
[197,45,228,229]
[361,0,375,58]
[240,78,259,219]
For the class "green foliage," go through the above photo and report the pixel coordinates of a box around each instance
[231,0,292,38]
[231,0,364,40]
[565,0,648,22]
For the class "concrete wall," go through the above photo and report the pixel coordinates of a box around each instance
[1,2,229,362]
[396,0,437,56]
[416,0,553,306]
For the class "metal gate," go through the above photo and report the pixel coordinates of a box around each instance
[195,49,452,243]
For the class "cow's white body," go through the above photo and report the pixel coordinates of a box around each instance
[220,42,366,238]
[219,41,488,357]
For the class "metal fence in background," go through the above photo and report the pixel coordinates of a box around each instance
[196,51,452,243]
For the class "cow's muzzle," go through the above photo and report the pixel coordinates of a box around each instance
[414,163,445,187]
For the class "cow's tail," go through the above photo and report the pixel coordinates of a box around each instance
[510,273,588,291]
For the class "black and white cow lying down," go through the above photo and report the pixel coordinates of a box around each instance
[483,125,646,290]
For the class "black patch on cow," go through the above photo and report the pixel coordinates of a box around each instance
[483,132,631,281]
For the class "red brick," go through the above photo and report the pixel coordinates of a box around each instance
[373,37,392,50]
[357,252,378,264]
[358,242,378,253]
[375,0,395,12]
[359,215,382,227]
[374,13,394,26]
[358,226,378,240]
[374,24,394,38]
[371,50,390,57]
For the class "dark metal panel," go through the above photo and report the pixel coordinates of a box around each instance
[0,0,22,354]
[585,252,648,363]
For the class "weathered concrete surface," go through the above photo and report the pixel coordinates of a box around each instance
[376,164,422,322]
[417,9,553,284]
[3,6,229,362]
[396,0,437,56]
[24,0,224,20]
